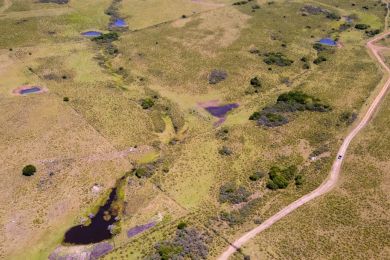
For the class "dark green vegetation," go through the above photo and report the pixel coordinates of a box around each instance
[92,32,119,43]
[263,52,293,66]
[140,98,155,109]
[276,91,331,112]
[133,164,155,178]
[266,165,297,190]
[250,91,331,127]
[22,165,37,176]
[249,171,264,181]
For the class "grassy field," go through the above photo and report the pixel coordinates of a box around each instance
[240,78,390,260]
[0,0,388,259]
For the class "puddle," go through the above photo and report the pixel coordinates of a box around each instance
[111,19,127,28]
[82,31,102,37]
[205,103,239,118]
[318,38,337,46]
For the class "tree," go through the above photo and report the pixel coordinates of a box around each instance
[22,165,36,176]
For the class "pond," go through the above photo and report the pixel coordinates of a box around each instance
[112,19,127,28]
[20,86,42,95]
[82,31,102,37]
[63,188,118,245]
[205,103,239,118]
[318,38,337,46]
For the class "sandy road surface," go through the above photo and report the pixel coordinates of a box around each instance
[218,31,390,260]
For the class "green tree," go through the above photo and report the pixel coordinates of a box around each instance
[22,165,36,176]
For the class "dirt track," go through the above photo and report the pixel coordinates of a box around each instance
[218,31,390,260]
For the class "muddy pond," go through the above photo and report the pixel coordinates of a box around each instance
[63,188,118,245]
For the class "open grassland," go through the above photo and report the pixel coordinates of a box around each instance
[118,0,236,30]
[0,0,389,259]
[240,80,390,260]
[102,1,387,259]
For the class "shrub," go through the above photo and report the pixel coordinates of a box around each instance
[133,165,155,178]
[257,112,289,127]
[295,175,304,186]
[263,52,293,66]
[276,91,331,112]
[216,127,229,140]
[272,175,289,189]
[339,111,357,125]
[266,180,278,190]
[250,77,262,88]
[157,243,183,260]
[249,171,264,181]
[266,165,297,189]
[355,24,370,30]
[63,97,69,102]
[249,111,261,120]
[219,183,251,204]
[313,43,328,52]
[219,146,233,156]
[326,12,340,20]
[313,56,327,64]
[366,29,380,37]
[140,98,154,109]
[250,91,331,127]
[208,69,228,84]
[92,32,119,43]
[22,165,36,176]
[151,228,209,259]
[177,222,187,230]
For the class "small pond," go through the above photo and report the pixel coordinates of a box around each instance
[20,86,42,95]
[205,103,239,118]
[82,31,102,37]
[318,38,337,46]
[112,19,127,28]
[63,188,118,245]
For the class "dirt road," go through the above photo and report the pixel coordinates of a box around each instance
[218,31,390,260]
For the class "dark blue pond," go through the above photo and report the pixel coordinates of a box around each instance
[82,31,102,37]
[318,38,337,46]
[205,103,239,118]
[112,19,127,27]
[63,188,118,245]
[20,87,41,95]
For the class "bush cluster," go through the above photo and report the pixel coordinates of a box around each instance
[276,91,331,112]
[355,24,370,30]
[219,183,251,204]
[263,52,293,66]
[220,198,261,226]
[249,91,331,127]
[150,228,210,260]
[266,165,297,190]
[92,32,119,43]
